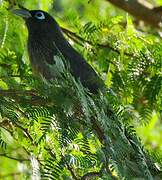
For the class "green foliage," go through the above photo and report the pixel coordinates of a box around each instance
[0,0,161,179]
[0,134,7,149]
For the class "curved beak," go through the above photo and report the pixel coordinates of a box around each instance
[11,9,32,19]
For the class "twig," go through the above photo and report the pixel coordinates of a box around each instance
[0,89,55,107]
[44,147,56,158]
[90,117,105,143]
[14,123,34,143]
[6,0,29,10]
[58,155,78,180]
[14,105,29,119]
[0,120,14,136]
[0,89,37,96]
[106,165,118,180]
[65,32,84,47]
[44,149,78,180]
[80,169,103,180]
[0,153,30,162]
[65,161,78,180]
[0,121,32,157]
[61,27,136,57]
[81,171,102,180]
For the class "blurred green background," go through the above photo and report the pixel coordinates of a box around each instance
[0,0,161,179]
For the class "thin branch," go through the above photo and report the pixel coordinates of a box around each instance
[65,32,84,47]
[0,120,14,136]
[0,153,30,162]
[44,149,78,180]
[6,0,29,10]
[81,170,103,180]
[0,89,55,107]
[14,105,29,119]
[0,89,37,96]
[74,105,106,143]
[61,27,136,57]
[0,121,32,158]
[44,147,56,158]
[14,123,34,143]
[58,155,78,180]
[105,165,118,180]
[90,117,105,143]
[80,158,106,180]
[65,161,78,180]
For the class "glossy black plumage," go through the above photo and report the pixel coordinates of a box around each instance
[12,9,104,94]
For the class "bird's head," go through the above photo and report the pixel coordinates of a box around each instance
[11,9,59,36]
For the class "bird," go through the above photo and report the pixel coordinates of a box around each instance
[11,9,105,94]
[10,10,162,177]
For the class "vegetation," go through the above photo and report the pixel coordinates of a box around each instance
[0,0,161,179]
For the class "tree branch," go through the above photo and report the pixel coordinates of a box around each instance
[14,123,34,143]
[81,170,103,180]
[105,0,162,29]
[66,162,78,180]
[0,153,30,162]
[6,0,28,10]
[0,89,37,96]
[61,27,136,57]
[106,165,118,180]
[14,105,29,119]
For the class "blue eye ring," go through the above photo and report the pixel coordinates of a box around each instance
[34,11,45,20]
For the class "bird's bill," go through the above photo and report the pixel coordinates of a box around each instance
[11,9,32,19]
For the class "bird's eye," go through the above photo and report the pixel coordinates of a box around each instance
[34,11,45,20]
